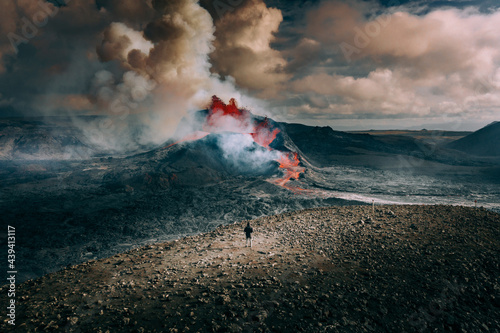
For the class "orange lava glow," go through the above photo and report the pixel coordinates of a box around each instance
[272,152,305,187]
[204,96,280,149]
[203,96,253,133]
[210,96,243,117]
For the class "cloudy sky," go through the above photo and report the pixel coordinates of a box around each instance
[1,0,500,134]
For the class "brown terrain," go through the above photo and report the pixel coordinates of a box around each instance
[2,205,499,332]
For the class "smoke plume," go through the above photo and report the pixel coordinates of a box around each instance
[91,0,271,151]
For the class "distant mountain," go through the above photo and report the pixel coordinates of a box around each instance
[447,121,500,156]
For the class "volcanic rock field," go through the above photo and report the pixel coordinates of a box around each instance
[1,205,498,332]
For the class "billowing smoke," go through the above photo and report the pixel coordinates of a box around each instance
[216,133,281,174]
[0,0,285,156]
[209,0,289,98]
[89,0,268,152]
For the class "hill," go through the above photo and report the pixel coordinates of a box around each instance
[447,122,500,156]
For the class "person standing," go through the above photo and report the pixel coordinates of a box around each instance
[244,222,253,247]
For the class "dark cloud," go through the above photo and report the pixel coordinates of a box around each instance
[95,0,155,25]
[143,19,184,42]
[0,0,112,116]
[282,38,321,73]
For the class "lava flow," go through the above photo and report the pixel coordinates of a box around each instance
[272,152,306,188]
[169,95,306,189]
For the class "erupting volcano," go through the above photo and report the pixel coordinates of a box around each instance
[169,96,305,189]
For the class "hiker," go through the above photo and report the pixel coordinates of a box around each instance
[244,222,253,247]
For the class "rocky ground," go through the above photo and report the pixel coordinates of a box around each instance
[0,168,358,283]
[2,205,499,332]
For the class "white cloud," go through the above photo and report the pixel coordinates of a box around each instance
[282,1,500,127]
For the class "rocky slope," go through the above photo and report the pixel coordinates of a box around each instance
[2,205,499,332]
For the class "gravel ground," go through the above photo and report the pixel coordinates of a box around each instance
[1,205,499,332]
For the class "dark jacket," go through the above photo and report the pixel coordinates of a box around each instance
[244,226,253,238]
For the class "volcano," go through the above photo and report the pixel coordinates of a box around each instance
[168,96,305,189]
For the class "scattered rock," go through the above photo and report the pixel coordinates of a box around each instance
[1,205,498,333]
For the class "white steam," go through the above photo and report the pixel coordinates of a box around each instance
[216,133,281,173]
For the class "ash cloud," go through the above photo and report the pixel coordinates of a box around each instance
[209,0,290,98]
[90,0,276,150]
